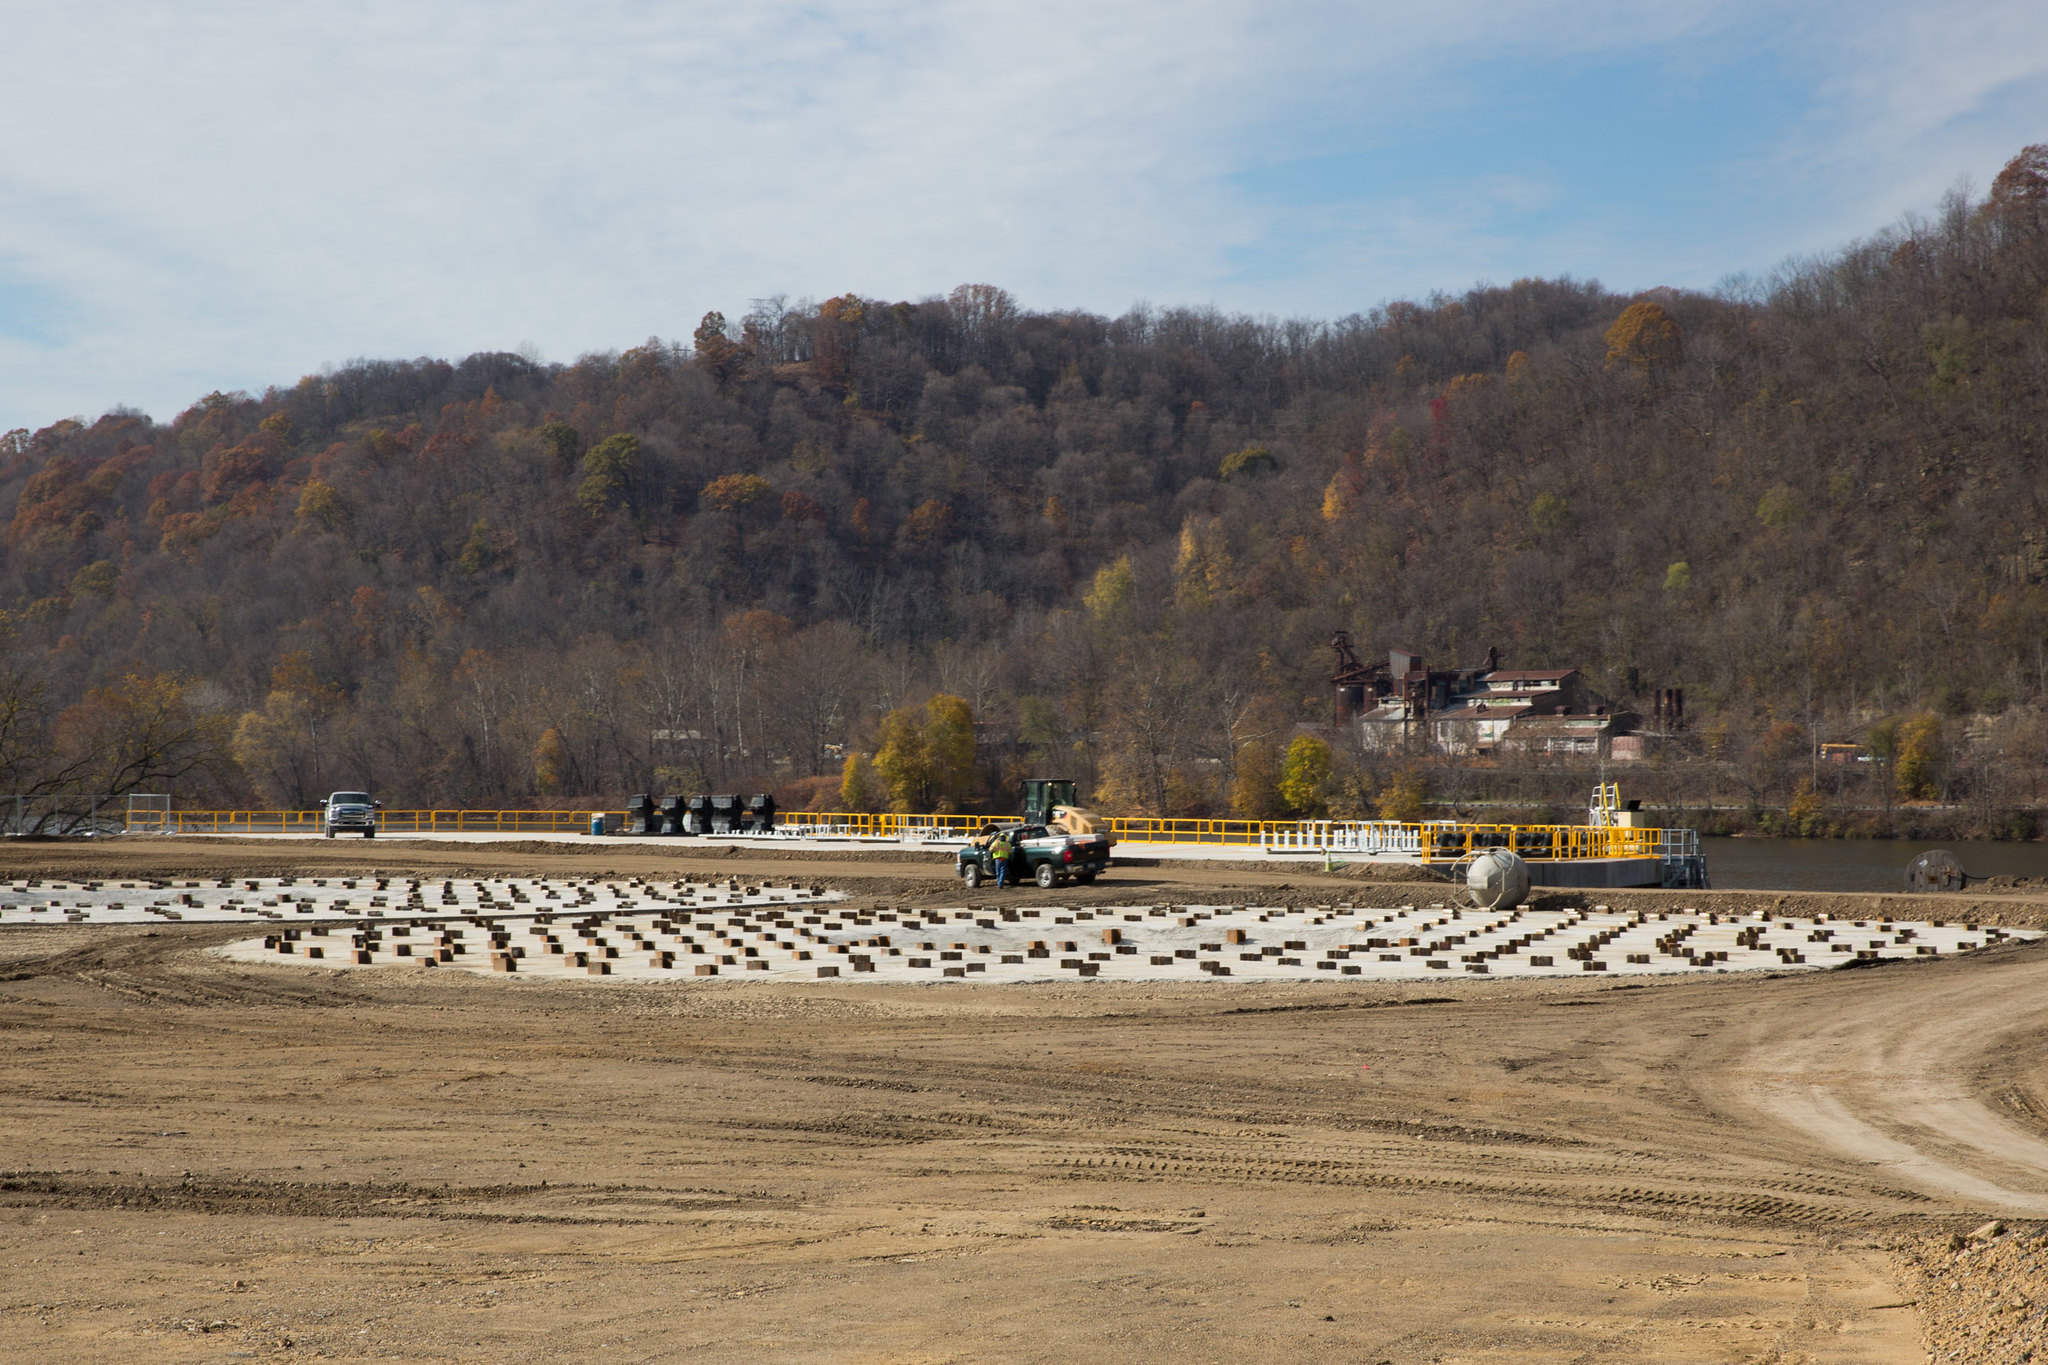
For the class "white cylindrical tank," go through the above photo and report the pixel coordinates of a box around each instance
[1466,849,1531,911]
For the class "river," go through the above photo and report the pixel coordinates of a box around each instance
[1700,836,2048,892]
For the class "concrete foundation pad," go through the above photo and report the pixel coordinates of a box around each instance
[157,880,2037,987]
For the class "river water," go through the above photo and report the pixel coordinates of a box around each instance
[1700,836,2048,892]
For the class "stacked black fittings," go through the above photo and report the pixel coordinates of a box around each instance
[613,793,775,835]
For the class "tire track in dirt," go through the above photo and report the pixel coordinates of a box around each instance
[1703,942,2048,1214]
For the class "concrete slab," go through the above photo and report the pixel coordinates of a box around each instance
[151,882,2034,986]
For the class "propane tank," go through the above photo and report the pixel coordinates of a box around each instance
[1466,848,1531,911]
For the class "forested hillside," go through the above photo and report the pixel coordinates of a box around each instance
[5,147,2048,826]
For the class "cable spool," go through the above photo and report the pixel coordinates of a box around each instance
[1905,849,1968,893]
[1464,848,1531,912]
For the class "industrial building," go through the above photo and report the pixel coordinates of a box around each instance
[1330,632,1649,757]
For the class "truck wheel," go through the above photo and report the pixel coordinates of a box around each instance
[1035,863,1059,889]
[961,862,983,889]
[324,831,335,839]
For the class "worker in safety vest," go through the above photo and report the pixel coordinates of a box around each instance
[988,828,1014,889]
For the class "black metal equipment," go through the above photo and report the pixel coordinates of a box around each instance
[709,793,738,834]
[685,794,712,835]
[659,795,687,836]
[741,793,776,832]
[625,794,655,835]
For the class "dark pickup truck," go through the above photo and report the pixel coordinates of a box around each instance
[957,823,1113,889]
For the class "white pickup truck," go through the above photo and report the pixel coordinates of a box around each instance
[323,792,381,838]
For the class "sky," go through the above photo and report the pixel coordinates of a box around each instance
[2,0,2045,433]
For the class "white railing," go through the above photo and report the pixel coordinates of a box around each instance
[1260,821,1428,856]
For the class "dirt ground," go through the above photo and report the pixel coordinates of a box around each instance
[5,837,2048,1363]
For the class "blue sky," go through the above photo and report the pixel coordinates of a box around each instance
[2,0,2044,433]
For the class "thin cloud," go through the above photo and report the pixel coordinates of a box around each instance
[0,0,2042,430]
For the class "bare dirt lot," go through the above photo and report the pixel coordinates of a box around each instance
[5,837,2048,1362]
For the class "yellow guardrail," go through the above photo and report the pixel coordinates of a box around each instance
[762,812,1673,860]
[161,810,606,836]
[143,808,1677,862]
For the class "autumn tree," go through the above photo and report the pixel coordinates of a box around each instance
[533,726,567,795]
[536,419,581,471]
[1230,742,1285,818]
[873,694,976,812]
[1376,768,1429,822]
[294,479,349,533]
[44,672,232,816]
[814,294,866,385]
[1603,300,1682,376]
[693,311,749,393]
[839,752,883,812]
[231,652,347,806]
[1277,734,1333,816]
[1892,713,1944,800]
[1987,143,2048,216]
[576,434,640,516]
[702,473,774,553]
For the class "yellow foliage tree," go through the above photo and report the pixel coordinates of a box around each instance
[1894,712,1942,799]
[1230,744,1285,818]
[1376,767,1429,822]
[1604,301,1683,375]
[294,479,349,532]
[1322,451,1367,521]
[1174,516,1232,608]
[532,727,567,795]
[1083,556,1135,618]
[1277,735,1332,817]
[839,752,883,812]
[702,472,773,514]
[873,694,977,812]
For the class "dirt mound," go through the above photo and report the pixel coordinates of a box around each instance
[1894,1224,2048,1363]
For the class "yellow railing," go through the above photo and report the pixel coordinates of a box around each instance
[161,809,605,836]
[145,808,1677,863]
[756,812,1672,861]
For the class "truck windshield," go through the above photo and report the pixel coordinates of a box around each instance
[330,793,370,805]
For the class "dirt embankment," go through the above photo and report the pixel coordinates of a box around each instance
[1895,1223,2048,1363]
